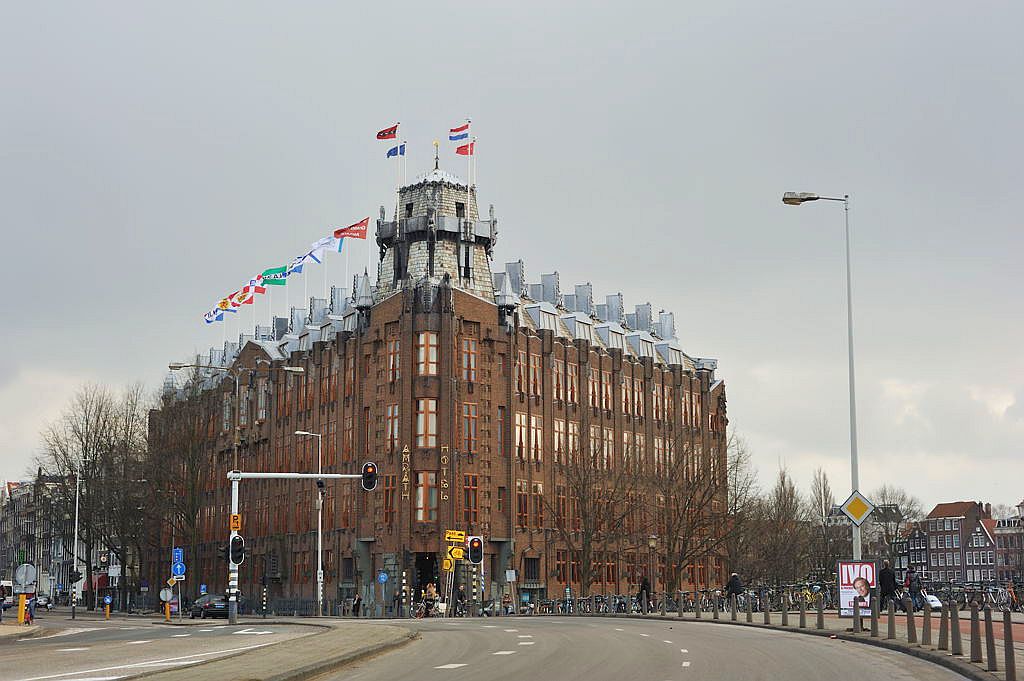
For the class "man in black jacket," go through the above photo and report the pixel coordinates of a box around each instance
[726,573,743,599]
[878,560,897,611]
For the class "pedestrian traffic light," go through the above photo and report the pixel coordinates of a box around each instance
[467,536,484,564]
[361,461,378,491]
[229,535,245,565]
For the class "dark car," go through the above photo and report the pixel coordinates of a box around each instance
[189,593,247,619]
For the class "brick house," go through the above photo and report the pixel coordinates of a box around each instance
[144,163,728,610]
[921,501,992,584]
[994,501,1024,584]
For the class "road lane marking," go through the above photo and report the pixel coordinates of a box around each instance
[639,633,650,637]
[125,641,151,645]
[233,628,273,635]
[682,661,691,668]
[517,635,533,638]
[14,642,274,681]
[57,649,90,652]
[614,627,624,631]
[663,640,673,644]
[171,634,191,637]
[55,677,124,681]
[518,641,535,646]
[435,664,468,669]
[21,628,100,641]
[481,625,498,628]
[680,649,688,653]
[503,628,518,632]
[199,629,214,632]
[492,651,516,655]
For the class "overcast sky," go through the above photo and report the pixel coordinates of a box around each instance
[2,2,1021,512]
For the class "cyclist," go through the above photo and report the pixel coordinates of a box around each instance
[455,584,467,617]
[726,572,743,603]
[424,583,438,618]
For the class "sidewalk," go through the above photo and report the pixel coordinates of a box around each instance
[137,619,416,681]
[0,621,40,641]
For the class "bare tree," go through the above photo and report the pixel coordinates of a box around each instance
[868,484,923,560]
[721,430,760,583]
[808,468,847,579]
[751,468,813,586]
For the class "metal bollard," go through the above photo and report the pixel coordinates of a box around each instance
[887,600,896,639]
[951,601,963,656]
[938,601,949,651]
[851,598,859,633]
[969,601,982,663]
[747,595,753,623]
[730,594,737,621]
[641,590,648,616]
[1004,610,1017,681]
[713,593,720,620]
[816,594,824,630]
[984,605,997,672]
[869,597,878,637]
[922,600,932,647]
[799,599,806,628]
[905,598,918,644]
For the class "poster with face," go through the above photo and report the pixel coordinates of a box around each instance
[838,560,876,617]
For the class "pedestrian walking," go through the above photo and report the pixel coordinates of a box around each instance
[905,565,923,611]
[352,593,362,617]
[878,560,897,611]
[25,596,36,625]
[726,572,743,599]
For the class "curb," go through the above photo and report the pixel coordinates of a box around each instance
[0,625,40,642]
[574,613,997,681]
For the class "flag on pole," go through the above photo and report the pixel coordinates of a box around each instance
[204,308,224,324]
[334,217,369,240]
[376,123,399,140]
[230,288,258,307]
[216,296,238,313]
[246,276,267,295]
[331,236,345,253]
[449,121,470,141]
[261,266,287,286]
[456,142,475,156]
[386,143,406,158]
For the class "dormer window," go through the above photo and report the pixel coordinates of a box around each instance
[405,203,414,218]
[456,202,466,218]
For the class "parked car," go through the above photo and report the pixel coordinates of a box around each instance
[189,593,247,619]
[35,595,53,610]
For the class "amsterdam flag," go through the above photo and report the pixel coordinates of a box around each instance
[455,141,475,156]
[376,123,399,140]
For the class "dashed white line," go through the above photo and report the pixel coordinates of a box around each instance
[518,641,535,646]
[614,627,624,631]
[503,628,518,632]
[682,661,692,668]
[680,649,688,653]
[50,677,123,681]
[171,634,191,638]
[639,633,650,637]
[493,651,516,655]
[517,634,533,638]
[435,664,468,669]
[663,640,673,644]
[199,629,214,632]
[57,648,90,652]
[125,641,151,645]
[481,625,498,628]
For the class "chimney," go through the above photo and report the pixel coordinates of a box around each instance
[983,502,991,518]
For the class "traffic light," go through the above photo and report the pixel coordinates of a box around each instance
[229,535,245,565]
[69,570,82,583]
[217,544,229,562]
[361,461,378,491]
[467,536,484,564]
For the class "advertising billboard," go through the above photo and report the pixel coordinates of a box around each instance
[837,560,876,617]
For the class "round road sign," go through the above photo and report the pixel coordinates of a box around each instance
[103,595,112,605]
[14,563,36,586]
[159,588,173,602]
[377,571,388,584]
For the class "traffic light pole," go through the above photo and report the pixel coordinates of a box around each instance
[225,469,371,623]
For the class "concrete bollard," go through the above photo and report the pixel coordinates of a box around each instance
[905,598,918,644]
[887,600,896,639]
[678,592,684,618]
[984,605,997,672]
[1003,610,1016,681]
[747,595,753,623]
[851,598,859,633]
[713,592,720,619]
[922,600,932,647]
[938,601,949,651]
[951,601,963,656]
[799,599,806,628]
[869,597,878,637]
[782,599,790,627]
[969,601,982,663]
[730,594,737,621]
[816,594,824,630]
[695,592,702,618]
[764,594,772,625]
[591,595,597,617]
[641,590,648,616]
[660,594,666,617]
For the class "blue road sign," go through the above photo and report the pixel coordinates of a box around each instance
[171,562,186,577]
[377,571,388,584]
[172,547,183,564]
[200,583,207,594]
[103,595,112,605]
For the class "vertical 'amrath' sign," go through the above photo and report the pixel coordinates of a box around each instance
[401,445,411,499]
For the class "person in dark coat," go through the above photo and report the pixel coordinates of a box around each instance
[725,573,743,598]
[878,560,897,610]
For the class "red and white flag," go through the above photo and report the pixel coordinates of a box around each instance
[334,217,369,240]
[455,142,475,156]
[376,123,399,140]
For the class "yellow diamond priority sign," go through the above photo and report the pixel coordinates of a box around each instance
[840,490,875,526]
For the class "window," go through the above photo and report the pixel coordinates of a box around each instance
[415,471,438,521]
[343,415,354,459]
[530,415,543,462]
[383,475,396,526]
[553,359,565,401]
[567,421,579,462]
[531,482,544,527]
[497,486,506,513]
[623,375,633,415]
[462,403,478,453]
[555,550,568,583]
[516,480,529,527]
[566,363,578,403]
[623,431,634,467]
[953,534,960,548]
[514,413,528,459]
[416,398,437,447]
[386,404,400,452]
[456,201,466,218]
[556,485,567,526]
[497,406,506,455]
[602,370,612,410]
[461,338,478,382]
[603,427,614,469]
[464,474,479,523]
[405,202,414,218]
[553,419,566,464]
[529,354,543,396]
[222,393,232,432]
[515,351,526,393]
[589,367,600,407]
[417,331,439,375]
[387,339,400,382]
[524,556,540,581]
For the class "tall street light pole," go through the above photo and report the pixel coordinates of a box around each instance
[295,431,324,617]
[782,192,862,560]
[169,361,304,623]
[71,471,80,620]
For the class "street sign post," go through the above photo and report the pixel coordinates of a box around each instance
[377,571,388,585]
[442,558,454,572]
[171,562,186,578]
[166,577,176,587]
[172,547,184,564]
[230,514,242,532]
[444,529,466,543]
[159,587,173,601]
[447,545,465,561]
[840,490,875,527]
[200,583,208,595]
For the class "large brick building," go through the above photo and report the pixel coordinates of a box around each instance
[145,163,728,610]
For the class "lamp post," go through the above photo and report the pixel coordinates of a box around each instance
[295,430,324,617]
[71,471,80,620]
[169,360,304,623]
[782,192,862,560]
[648,535,658,598]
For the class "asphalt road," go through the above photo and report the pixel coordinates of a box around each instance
[0,615,312,681]
[326,616,971,681]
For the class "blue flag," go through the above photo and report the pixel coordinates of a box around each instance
[386,143,406,158]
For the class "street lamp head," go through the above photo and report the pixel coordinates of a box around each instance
[282,366,305,374]
[168,362,189,371]
[295,430,313,437]
[782,191,820,206]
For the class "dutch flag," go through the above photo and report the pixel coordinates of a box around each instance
[449,121,470,141]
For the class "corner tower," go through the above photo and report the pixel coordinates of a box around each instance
[375,163,498,302]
